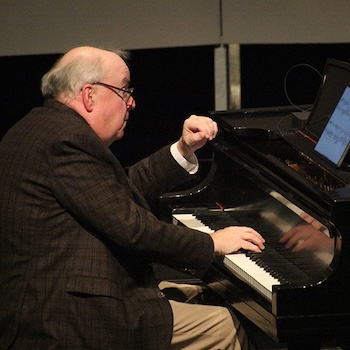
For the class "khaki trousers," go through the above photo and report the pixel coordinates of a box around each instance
[159,281,251,350]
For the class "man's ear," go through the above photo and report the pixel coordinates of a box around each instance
[81,85,94,112]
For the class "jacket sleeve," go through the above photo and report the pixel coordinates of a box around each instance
[125,144,197,206]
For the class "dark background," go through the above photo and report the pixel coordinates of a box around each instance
[240,43,350,109]
[2,43,350,166]
[0,46,215,166]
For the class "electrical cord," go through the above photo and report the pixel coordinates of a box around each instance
[283,63,323,112]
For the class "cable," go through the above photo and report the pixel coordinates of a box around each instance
[283,63,322,112]
[276,113,294,132]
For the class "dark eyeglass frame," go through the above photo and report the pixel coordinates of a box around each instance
[92,81,134,103]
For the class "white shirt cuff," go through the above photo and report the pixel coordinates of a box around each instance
[170,142,199,174]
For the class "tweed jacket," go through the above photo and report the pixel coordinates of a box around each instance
[0,100,214,349]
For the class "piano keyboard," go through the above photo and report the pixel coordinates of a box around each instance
[173,212,280,301]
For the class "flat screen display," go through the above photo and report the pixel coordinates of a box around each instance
[314,85,350,167]
[306,59,350,139]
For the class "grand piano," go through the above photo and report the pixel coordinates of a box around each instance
[158,59,350,349]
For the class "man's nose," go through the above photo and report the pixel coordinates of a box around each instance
[126,96,136,110]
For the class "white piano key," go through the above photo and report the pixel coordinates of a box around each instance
[173,213,214,233]
[224,254,280,301]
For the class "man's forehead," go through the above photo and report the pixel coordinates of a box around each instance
[112,61,131,84]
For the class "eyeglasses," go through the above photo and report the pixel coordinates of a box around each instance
[92,81,134,103]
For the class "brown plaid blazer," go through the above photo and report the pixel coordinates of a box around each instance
[0,100,214,349]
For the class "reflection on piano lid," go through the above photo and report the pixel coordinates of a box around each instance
[173,191,334,302]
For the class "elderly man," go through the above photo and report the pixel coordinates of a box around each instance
[0,46,264,349]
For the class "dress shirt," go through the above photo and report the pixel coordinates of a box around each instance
[170,142,199,174]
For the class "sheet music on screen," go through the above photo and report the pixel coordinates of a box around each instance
[314,85,350,167]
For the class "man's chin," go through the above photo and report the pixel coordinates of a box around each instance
[115,130,125,141]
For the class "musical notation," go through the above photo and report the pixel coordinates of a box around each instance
[314,86,350,165]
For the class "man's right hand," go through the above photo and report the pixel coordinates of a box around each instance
[210,226,265,255]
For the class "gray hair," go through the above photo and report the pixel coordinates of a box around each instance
[41,48,130,99]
